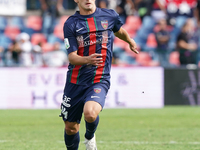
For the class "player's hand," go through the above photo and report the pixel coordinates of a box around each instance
[87,53,103,66]
[129,39,139,54]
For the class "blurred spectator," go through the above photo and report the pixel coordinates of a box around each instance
[43,42,68,67]
[134,0,166,49]
[166,0,197,26]
[96,0,109,8]
[137,0,166,21]
[0,46,4,66]
[39,0,64,35]
[115,0,135,24]
[195,0,200,27]
[176,19,198,66]
[8,40,21,66]
[32,43,43,67]
[154,18,170,67]
[16,32,33,67]
[27,0,41,10]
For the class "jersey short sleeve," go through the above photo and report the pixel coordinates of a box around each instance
[63,22,78,54]
[112,10,123,33]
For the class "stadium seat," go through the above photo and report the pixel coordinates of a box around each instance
[0,16,7,33]
[47,34,63,44]
[23,27,36,36]
[41,43,54,53]
[123,16,141,38]
[53,24,64,39]
[113,37,127,49]
[122,25,136,38]
[59,15,69,26]
[135,52,152,66]
[169,51,180,66]
[141,16,156,31]
[31,33,47,45]
[0,34,12,49]
[26,15,42,32]
[10,16,25,31]
[125,16,142,31]
[146,33,157,48]
[4,26,21,40]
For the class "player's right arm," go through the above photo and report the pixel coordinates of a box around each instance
[68,51,103,66]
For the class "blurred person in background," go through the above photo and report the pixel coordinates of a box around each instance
[96,0,109,8]
[16,32,33,67]
[43,42,68,67]
[0,46,5,66]
[194,0,200,66]
[155,18,170,67]
[32,42,43,67]
[166,0,197,26]
[176,18,198,67]
[137,0,166,21]
[39,0,64,34]
[8,40,21,66]
[115,0,135,24]
[195,0,200,27]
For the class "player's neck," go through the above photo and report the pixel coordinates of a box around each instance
[79,7,96,16]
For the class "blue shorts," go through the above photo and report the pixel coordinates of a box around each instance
[60,82,109,123]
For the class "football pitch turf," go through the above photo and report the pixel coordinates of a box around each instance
[0,106,200,150]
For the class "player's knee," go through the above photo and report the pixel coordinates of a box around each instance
[65,125,78,135]
[84,110,97,123]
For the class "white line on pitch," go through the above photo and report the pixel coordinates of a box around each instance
[98,141,200,145]
[0,140,8,143]
[57,141,200,145]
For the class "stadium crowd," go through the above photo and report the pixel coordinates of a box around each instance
[0,0,200,68]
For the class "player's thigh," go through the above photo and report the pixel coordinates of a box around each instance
[83,82,109,120]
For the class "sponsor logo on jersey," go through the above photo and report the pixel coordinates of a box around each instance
[64,38,70,49]
[94,88,101,93]
[101,20,108,29]
[76,31,108,47]
[91,96,100,98]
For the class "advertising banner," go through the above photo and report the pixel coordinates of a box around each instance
[165,68,200,105]
[0,0,26,16]
[0,67,164,109]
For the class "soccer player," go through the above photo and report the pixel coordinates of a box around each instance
[60,0,138,149]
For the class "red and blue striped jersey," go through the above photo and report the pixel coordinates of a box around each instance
[63,8,123,85]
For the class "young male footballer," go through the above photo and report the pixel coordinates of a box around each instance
[60,0,139,149]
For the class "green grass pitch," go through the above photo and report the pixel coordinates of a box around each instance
[0,106,200,150]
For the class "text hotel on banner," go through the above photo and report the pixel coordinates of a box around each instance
[0,67,164,109]
[0,0,26,16]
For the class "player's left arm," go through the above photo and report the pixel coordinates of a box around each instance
[114,27,139,54]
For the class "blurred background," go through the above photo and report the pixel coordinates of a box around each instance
[1,0,200,109]
[0,0,200,68]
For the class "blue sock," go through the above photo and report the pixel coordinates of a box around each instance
[64,131,80,150]
[85,115,99,140]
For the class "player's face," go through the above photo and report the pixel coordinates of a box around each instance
[75,0,96,14]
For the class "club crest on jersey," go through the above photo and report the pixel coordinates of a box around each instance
[94,88,101,93]
[101,20,108,29]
